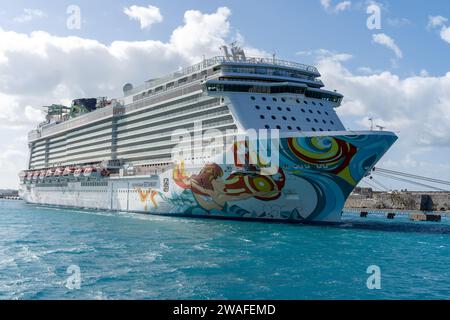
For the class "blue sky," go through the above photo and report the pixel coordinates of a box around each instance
[0,0,450,190]
[1,0,449,76]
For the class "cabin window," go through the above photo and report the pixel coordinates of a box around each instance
[178,77,188,84]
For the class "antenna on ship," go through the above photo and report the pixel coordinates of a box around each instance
[220,45,232,60]
[368,117,374,131]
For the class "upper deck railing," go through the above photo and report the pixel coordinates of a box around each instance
[126,56,320,96]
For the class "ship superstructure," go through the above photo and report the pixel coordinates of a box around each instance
[19,45,397,223]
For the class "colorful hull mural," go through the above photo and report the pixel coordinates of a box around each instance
[21,132,397,223]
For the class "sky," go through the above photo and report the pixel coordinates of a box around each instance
[0,0,450,191]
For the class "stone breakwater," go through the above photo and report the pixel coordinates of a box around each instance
[345,190,450,211]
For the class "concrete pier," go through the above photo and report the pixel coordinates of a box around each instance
[344,208,446,222]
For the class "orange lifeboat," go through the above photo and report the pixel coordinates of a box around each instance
[32,171,40,180]
[62,166,75,176]
[53,167,64,177]
[45,168,55,177]
[83,166,99,177]
[26,171,33,181]
[73,168,83,178]
[38,170,46,180]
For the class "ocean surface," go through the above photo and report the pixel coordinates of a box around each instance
[1,199,449,300]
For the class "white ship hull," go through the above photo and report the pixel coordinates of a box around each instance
[20,132,397,223]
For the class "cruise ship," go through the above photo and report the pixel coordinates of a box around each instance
[19,45,397,223]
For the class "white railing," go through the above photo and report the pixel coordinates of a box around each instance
[127,55,319,96]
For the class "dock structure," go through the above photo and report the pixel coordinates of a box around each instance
[344,208,446,222]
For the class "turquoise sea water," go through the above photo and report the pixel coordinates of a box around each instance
[1,199,449,300]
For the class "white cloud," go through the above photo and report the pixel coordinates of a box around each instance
[320,0,352,13]
[315,52,450,172]
[439,26,450,43]
[320,0,332,10]
[0,7,255,188]
[314,51,450,187]
[13,8,45,23]
[335,1,352,12]
[372,33,403,58]
[123,5,163,29]
[427,15,448,29]
[427,15,450,44]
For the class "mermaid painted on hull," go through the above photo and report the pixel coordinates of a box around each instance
[173,162,286,212]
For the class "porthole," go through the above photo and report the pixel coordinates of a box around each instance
[291,117,296,121]
[286,107,291,112]
[303,101,308,105]
[282,116,287,120]
[301,108,305,113]
[255,105,260,110]
[317,110,322,115]
[330,120,334,125]
[314,119,318,123]
[296,126,301,130]
[319,102,324,106]
[325,111,329,115]
[260,115,265,119]
[271,115,276,120]
[296,99,300,103]
[309,109,313,113]
[287,126,292,130]
[251,96,256,100]
[281,98,286,102]
[262,97,267,101]
[277,107,282,111]
[319,128,324,131]
[266,106,271,110]
[312,101,316,105]
[312,128,316,131]
[306,118,311,122]
[265,125,270,129]
[273,97,277,102]
[276,125,281,129]
[322,120,326,124]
